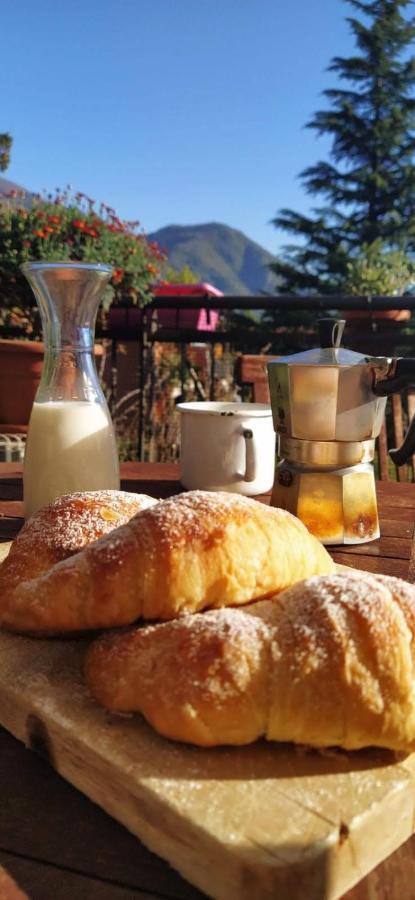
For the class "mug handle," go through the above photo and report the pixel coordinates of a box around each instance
[243,428,257,482]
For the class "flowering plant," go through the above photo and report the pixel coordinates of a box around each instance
[0,187,165,333]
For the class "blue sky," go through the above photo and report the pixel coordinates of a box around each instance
[2,0,356,254]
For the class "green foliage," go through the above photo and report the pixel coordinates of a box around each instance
[271,0,415,293]
[344,238,415,294]
[0,134,12,172]
[162,263,200,284]
[0,187,165,330]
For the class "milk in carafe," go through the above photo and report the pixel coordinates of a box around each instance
[21,261,120,519]
[24,401,120,518]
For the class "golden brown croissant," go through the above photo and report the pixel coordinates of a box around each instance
[84,571,415,752]
[0,489,157,606]
[0,490,334,634]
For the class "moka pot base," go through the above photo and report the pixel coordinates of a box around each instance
[271,453,379,546]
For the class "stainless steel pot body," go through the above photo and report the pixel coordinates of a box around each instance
[268,352,388,442]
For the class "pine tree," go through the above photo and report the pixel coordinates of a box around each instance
[0,133,12,172]
[271,0,415,293]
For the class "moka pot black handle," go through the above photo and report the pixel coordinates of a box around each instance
[372,358,415,466]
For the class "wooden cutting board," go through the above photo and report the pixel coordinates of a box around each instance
[0,542,415,900]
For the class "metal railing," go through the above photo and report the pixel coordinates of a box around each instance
[2,293,415,461]
[101,294,415,460]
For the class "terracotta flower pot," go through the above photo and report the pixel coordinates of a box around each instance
[0,339,44,428]
[0,339,104,429]
[346,308,411,323]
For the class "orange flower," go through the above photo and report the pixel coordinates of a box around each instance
[33,229,45,238]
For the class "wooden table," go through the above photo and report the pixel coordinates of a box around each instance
[1,462,415,900]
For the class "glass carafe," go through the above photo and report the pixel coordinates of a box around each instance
[22,261,120,518]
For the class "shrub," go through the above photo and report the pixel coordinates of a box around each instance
[344,240,415,296]
[0,187,165,333]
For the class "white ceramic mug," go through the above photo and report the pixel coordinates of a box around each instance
[177,401,276,495]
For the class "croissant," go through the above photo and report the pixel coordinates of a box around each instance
[84,571,415,752]
[0,489,157,607]
[0,490,334,634]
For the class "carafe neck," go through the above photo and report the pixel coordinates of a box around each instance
[39,342,104,403]
[21,261,112,403]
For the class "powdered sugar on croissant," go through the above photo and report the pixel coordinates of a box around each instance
[85,571,415,752]
[0,490,157,614]
[0,490,334,634]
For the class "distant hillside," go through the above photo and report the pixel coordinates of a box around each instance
[0,175,27,194]
[0,176,34,207]
[148,223,277,295]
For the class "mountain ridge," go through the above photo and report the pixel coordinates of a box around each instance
[148,222,277,295]
[0,175,34,196]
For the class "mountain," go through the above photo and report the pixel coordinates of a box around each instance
[148,222,277,295]
[0,176,34,207]
[0,175,27,193]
